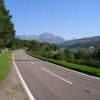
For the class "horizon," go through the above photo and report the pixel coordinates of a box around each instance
[5,0,100,40]
[17,32,100,41]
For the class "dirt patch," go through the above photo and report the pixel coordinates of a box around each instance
[0,65,28,100]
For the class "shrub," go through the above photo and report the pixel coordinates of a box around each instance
[64,49,75,63]
[79,60,100,68]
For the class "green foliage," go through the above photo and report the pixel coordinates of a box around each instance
[92,48,100,60]
[0,0,15,48]
[64,49,75,62]
[50,44,59,51]
[0,51,12,81]
[28,40,40,51]
[42,44,51,52]
[0,39,3,48]
[26,40,60,59]
[78,60,100,68]
[75,48,87,60]
[51,50,65,60]
[25,39,100,69]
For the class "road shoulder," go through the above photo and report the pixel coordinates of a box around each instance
[0,65,28,100]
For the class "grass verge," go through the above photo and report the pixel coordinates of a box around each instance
[0,51,12,82]
[26,50,100,77]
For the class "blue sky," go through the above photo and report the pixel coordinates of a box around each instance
[5,0,100,40]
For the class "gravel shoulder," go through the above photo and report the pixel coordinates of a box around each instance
[0,65,28,100]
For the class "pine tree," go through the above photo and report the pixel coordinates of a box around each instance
[0,0,15,48]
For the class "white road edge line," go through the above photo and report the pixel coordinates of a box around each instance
[12,54,36,100]
[41,67,72,85]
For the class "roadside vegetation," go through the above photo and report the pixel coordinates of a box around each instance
[0,0,15,49]
[0,51,12,81]
[0,0,15,82]
[26,40,100,77]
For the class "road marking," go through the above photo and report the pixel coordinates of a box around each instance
[44,62,100,80]
[31,62,36,65]
[12,54,36,100]
[41,68,72,85]
[56,64,100,80]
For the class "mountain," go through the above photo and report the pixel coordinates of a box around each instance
[18,33,65,44]
[60,36,100,49]
[39,33,65,44]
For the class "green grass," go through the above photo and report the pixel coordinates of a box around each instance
[0,51,12,82]
[26,50,100,77]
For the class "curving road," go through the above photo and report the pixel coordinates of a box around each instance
[14,50,100,100]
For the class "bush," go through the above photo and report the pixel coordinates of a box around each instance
[41,51,52,59]
[0,39,4,48]
[64,49,75,63]
[92,49,100,60]
[51,50,65,60]
[75,48,87,60]
[78,60,100,68]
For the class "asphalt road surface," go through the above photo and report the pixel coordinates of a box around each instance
[14,50,100,100]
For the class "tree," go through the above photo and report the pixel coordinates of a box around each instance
[75,48,86,60]
[28,40,40,51]
[0,39,3,51]
[92,48,100,60]
[64,49,75,62]
[50,44,59,51]
[0,0,15,48]
[52,50,65,60]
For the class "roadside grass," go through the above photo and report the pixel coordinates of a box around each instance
[0,51,12,82]
[26,50,100,77]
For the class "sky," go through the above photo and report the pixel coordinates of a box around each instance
[5,0,100,40]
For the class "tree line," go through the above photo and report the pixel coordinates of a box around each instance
[27,40,100,68]
[0,0,15,50]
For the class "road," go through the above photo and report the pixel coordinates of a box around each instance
[14,50,100,100]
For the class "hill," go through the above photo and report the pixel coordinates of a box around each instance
[60,36,100,49]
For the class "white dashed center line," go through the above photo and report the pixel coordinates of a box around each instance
[41,68,72,85]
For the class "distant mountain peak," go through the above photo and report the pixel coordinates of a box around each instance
[18,33,65,44]
[39,33,65,44]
